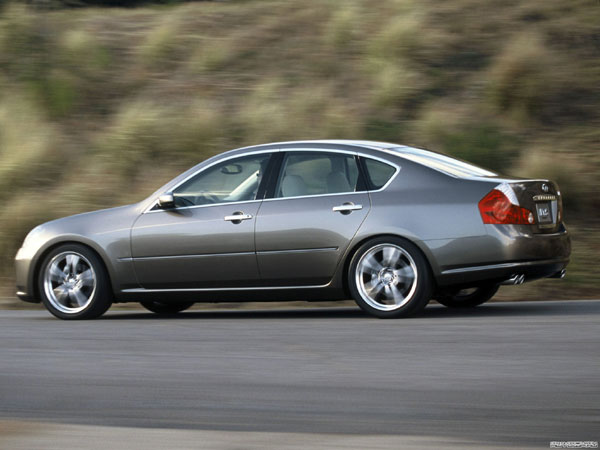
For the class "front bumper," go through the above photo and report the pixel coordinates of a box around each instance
[15,246,39,303]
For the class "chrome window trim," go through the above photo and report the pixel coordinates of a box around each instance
[262,190,367,203]
[144,199,263,215]
[143,147,401,213]
[266,148,400,202]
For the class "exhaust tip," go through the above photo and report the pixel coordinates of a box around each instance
[550,269,566,279]
[501,274,525,285]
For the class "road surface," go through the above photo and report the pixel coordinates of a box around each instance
[0,301,598,448]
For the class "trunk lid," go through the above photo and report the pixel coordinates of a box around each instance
[509,180,563,233]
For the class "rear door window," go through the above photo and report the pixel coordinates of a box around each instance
[275,152,361,198]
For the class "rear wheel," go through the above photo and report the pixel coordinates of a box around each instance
[141,301,194,314]
[436,284,499,308]
[39,244,112,320]
[348,237,433,318]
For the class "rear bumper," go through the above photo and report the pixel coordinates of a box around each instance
[437,257,569,287]
[433,224,571,287]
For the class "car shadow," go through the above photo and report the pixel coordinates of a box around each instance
[421,300,599,318]
[97,300,599,321]
[101,307,365,320]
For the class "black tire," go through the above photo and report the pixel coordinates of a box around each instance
[348,237,433,318]
[141,301,194,314]
[38,244,112,320]
[436,284,499,308]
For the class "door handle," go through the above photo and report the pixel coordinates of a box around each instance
[332,202,363,214]
[224,212,253,223]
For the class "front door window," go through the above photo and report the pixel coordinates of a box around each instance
[173,153,271,208]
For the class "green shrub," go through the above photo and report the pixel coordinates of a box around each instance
[367,12,423,62]
[239,80,363,143]
[59,29,111,74]
[38,69,79,116]
[364,118,405,143]
[414,104,518,172]
[515,145,592,213]
[138,15,182,67]
[0,3,50,81]
[442,124,518,173]
[487,32,575,122]
[0,93,64,198]
[369,61,423,109]
[98,99,224,173]
[239,79,295,143]
[323,3,362,50]
[188,39,235,73]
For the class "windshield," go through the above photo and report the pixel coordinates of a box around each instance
[392,147,497,178]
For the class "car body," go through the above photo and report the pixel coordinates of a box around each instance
[15,140,570,319]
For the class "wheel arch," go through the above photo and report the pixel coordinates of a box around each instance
[340,233,438,297]
[32,239,115,301]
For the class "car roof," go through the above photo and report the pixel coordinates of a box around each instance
[236,139,405,152]
[214,140,497,179]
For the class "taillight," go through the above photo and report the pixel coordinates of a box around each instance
[479,189,535,225]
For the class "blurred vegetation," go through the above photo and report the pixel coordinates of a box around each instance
[0,0,599,300]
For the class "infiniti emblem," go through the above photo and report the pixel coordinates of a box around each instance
[542,184,549,193]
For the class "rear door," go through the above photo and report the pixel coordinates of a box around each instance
[255,150,371,286]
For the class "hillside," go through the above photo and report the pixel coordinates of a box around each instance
[0,0,598,301]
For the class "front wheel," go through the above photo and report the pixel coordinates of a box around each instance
[141,301,194,314]
[348,237,433,318]
[436,284,499,308]
[38,244,112,320]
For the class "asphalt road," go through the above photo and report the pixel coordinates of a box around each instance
[0,301,598,448]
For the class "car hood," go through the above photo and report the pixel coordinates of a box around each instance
[41,203,141,233]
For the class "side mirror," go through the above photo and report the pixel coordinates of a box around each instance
[157,193,175,209]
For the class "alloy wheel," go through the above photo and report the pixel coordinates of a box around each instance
[355,243,418,311]
[43,251,97,314]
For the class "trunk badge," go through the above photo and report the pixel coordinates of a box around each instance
[542,183,549,192]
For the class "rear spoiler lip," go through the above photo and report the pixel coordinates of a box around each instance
[476,177,551,184]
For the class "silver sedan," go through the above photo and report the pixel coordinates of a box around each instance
[15,140,570,319]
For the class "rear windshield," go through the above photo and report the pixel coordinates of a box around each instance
[392,147,497,178]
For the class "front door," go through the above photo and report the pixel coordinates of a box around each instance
[131,153,272,289]
[255,151,371,286]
